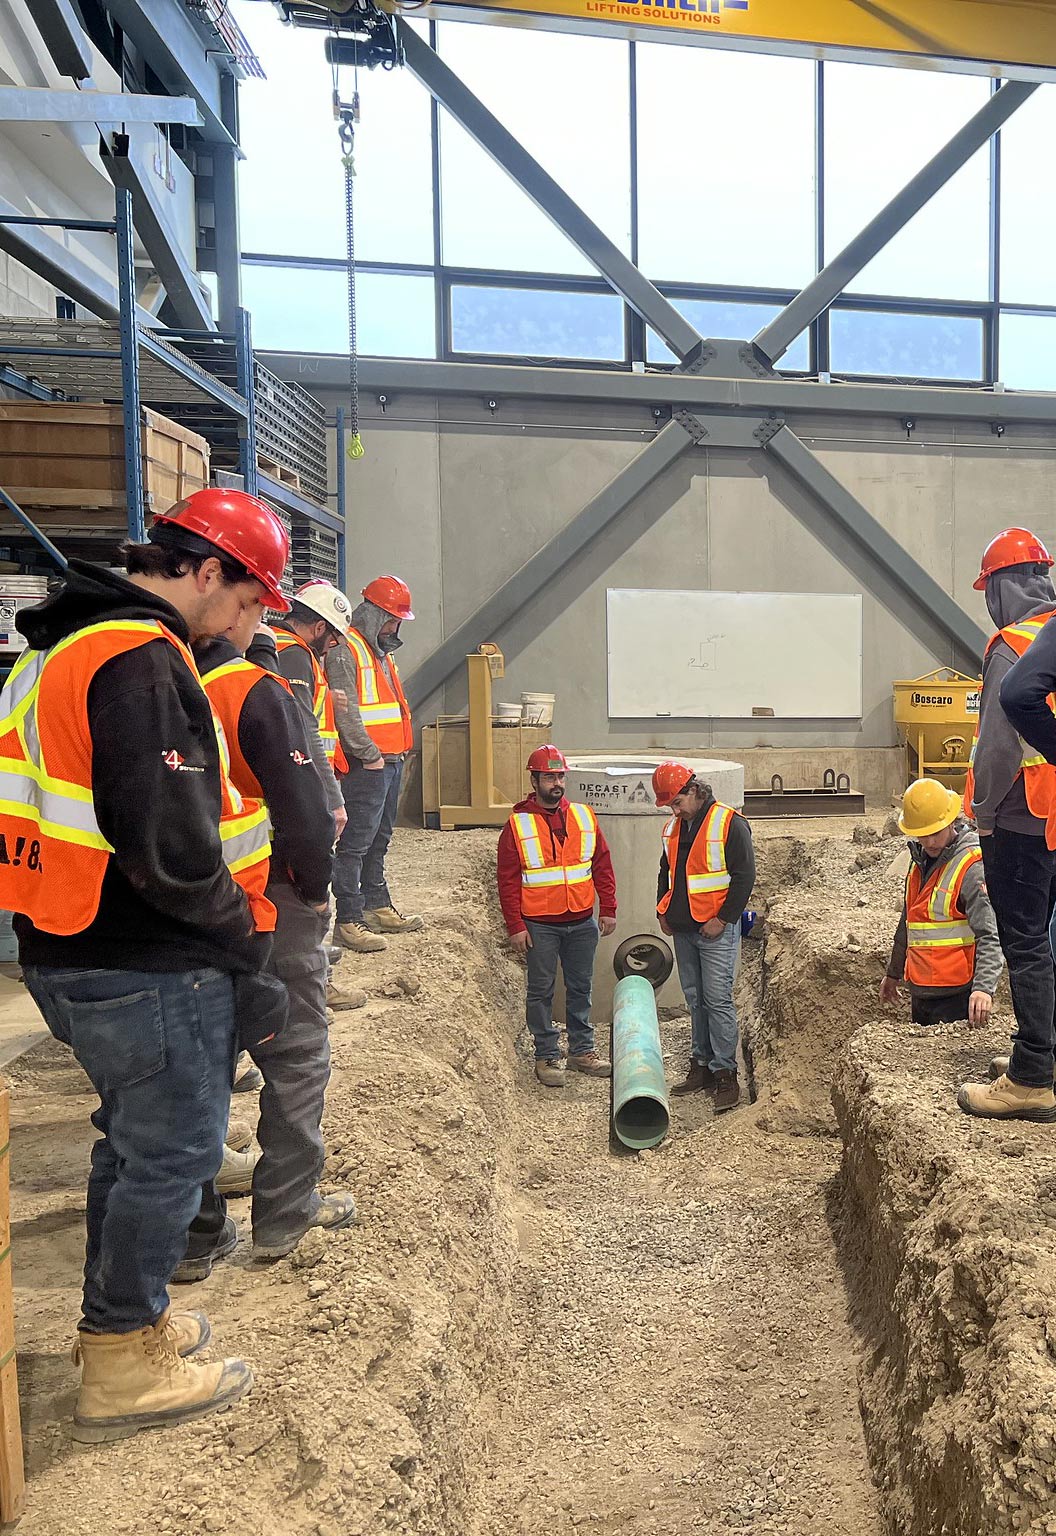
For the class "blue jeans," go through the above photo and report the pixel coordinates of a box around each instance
[672,925,741,1074]
[24,965,237,1333]
[983,827,1056,1086]
[525,916,598,1060]
[334,756,403,924]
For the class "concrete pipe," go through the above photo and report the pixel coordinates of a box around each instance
[611,974,670,1151]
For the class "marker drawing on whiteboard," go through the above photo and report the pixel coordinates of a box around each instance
[688,636,720,670]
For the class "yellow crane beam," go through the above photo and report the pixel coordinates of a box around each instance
[408,0,1056,78]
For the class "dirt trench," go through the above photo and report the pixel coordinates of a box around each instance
[6,822,915,1536]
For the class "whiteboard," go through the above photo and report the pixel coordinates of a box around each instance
[606,589,863,720]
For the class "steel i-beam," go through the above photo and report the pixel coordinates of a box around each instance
[754,79,1036,366]
[396,20,704,365]
[404,418,694,707]
[763,424,987,670]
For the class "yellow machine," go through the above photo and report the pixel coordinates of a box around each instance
[892,668,981,793]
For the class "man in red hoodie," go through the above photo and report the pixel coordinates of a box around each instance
[497,745,617,1087]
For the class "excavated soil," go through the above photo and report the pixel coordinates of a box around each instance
[8,816,1020,1536]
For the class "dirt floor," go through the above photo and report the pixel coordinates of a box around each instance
[5,819,921,1534]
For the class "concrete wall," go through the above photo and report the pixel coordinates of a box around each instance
[311,386,1056,765]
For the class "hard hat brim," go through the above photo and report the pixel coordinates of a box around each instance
[898,801,961,838]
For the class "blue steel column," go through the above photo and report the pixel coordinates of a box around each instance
[235,305,258,495]
[115,186,145,541]
[335,404,347,592]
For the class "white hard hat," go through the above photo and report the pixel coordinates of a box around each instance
[293,580,353,633]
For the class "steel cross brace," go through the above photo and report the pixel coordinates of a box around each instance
[403,406,986,707]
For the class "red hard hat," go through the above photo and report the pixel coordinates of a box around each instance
[362,575,413,622]
[153,488,291,613]
[974,528,1054,590]
[652,760,694,807]
[527,744,568,773]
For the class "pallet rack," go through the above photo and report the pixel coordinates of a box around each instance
[0,194,346,586]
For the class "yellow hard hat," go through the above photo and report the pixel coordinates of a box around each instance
[898,778,962,838]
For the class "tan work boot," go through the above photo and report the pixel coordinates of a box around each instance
[232,1053,264,1094]
[159,1308,211,1359]
[958,1073,1056,1122]
[337,921,387,954]
[567,1051,612,1079]
[327,980,367,1010]
[225,1116,252,1152]
[253,1191,358,1261]
[990,1053,1056,1086]
[215,1140,260,1197]
[362,905,424,935]
[535,1058,565,1088]
[70,1316,252,1443]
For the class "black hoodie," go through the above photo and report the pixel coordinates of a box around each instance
[194,633,334,905]
[13,560,262,975]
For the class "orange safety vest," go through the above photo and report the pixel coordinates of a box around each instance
[345,628,413,755]
[964,609,1056,848]
[657,802,737,925]
[509,801,598,919]
[201,655,297,935]
[275,630,349,775]
[0,619,267,936]
[904,845,982,989]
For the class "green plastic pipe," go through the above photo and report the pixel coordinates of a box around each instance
[611,974,670,1150]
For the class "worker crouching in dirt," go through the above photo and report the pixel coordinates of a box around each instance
[880,779,1002,1029]
[653,763,755,1113]
[498,745,615,1087]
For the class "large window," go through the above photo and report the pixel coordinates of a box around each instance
[823,64,991,302]
[636,47,815,289]
[450,284,624,361]
[233,4,1056,381]
[438,25,630,274]
[242,264,436,358]
[237,6,434,265]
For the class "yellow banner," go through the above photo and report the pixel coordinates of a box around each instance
[427,0,1056,74]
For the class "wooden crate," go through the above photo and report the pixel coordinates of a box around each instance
[421,720,550,820]
[0,402,209,522]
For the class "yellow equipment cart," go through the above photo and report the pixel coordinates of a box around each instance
[893,668,981,793]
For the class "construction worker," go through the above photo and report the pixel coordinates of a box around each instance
[880,779,1002,1027]
[497,744,615,1087]
[327,575,423,953]
[959,528,1056,1123]
[269,580,364,1014]
[190,608,357,1261]
[653,762,755,1113]
[0,487,289,1442]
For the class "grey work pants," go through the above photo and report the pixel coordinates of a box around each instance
[249,880,331,1246]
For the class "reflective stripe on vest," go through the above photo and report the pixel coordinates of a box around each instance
[904,845,980,988]
[510,802,598,917]
[966,611,1056,844]
[658,802,736,924]
[0,621,198,934]
[275,630,349,775]
[200,656,276,934]
[346,629,413,753]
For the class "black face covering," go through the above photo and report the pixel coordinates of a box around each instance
[378,629,401,654]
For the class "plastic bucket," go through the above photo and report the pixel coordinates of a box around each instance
[495,702,522,725]
[521,691,555,727]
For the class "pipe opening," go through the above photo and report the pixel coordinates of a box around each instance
[612,1093,670,1150]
